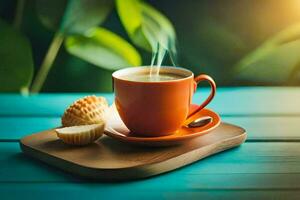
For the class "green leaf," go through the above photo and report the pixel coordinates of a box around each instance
[234,23,300,84]
[0,19,34,93]
[235,41,300,84]
[35,0,67,30]
[61,0,113,34]
[116,0,176,52]
[180,20,245,83]
[36,0,113,34]
[65,27,141,70]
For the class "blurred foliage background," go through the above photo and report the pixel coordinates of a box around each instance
[1,0,300,93]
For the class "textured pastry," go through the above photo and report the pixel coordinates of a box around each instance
[55,124,105,145]
[61,95,108,127]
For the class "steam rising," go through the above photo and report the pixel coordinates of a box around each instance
[149,42,177,81]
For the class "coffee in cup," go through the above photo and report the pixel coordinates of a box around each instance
[112,66,216,137]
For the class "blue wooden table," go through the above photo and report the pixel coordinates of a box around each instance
[1,87,300,199]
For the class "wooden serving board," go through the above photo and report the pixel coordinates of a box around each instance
[20,122,246,181]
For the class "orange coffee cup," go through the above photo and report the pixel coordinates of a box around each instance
[113,66,216,137]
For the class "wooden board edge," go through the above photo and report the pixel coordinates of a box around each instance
[134,132,247,180]
[19,131,247,182]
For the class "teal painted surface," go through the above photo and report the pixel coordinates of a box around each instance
[0,93,115,116]
[0,87,300,199]
[0,117,60,139]
[1,87,300,116]
[1,142,300,183]
[1,142,300,199]
[1,116,300,140]
[2,185,299,200]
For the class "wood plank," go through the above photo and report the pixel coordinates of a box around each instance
[1,87,300,116]
[163,191,300,200]
[0,93,114,116]
[1,184,300,200]
[0,117,60,140]
[19,123,246,180]
[1,142,300,186]
[1,116,299,140]
[196,87,300,115]
[224,116,300,141]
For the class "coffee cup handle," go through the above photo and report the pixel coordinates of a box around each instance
[183,74,216,127]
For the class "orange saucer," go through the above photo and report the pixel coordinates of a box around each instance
[104,104,221,146]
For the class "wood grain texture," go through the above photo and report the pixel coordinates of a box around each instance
[1,183,300,200]
[224,116,300,141]
[0,93,114,116]
[1,87,300,116]
[20,123,246,181]
[1,89,299,199]
[2,141,300,199]
[1,116,300,141]
[1,142,300,182]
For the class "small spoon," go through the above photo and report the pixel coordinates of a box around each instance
[188,116,212,128]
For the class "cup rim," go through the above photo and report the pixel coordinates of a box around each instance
[112,66,194,83]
